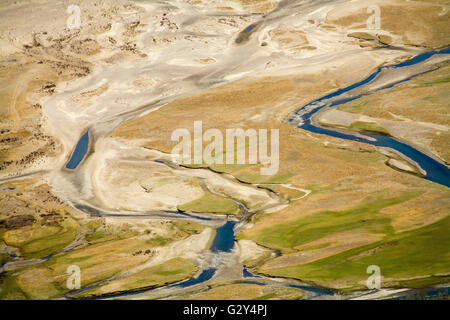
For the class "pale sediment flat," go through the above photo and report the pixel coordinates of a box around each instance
[0,0,449,300]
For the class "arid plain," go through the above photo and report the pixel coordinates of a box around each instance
[0,0,449,300]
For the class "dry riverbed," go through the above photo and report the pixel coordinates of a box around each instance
[1,0,449,299]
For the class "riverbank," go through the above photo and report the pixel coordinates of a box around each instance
[1,0,449,300]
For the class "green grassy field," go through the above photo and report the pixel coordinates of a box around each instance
[348,121,391,136]
[2,215,78,260]
[85,222,139,244]
[0,219,206,299]
[239,193,419,252]
[178,192,238,214]
[236,190,450,291]
[262,216,450,291]
[74,257,197,298]
[337,100,369,113]
[319,120,391,136]
[0,252,9,264]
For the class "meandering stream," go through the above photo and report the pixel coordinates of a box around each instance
[289,47,450,187]
[60,47,450,299]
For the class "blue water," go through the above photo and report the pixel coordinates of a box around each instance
[65,131,89,170]
[168,221,235,288]
[390,287,450,300]
[66,47,450,300]
[240,280,334,297]
[291,48,450,187]
[236,24,256,43]
[244,25,255,33]
[88,221,236,298]
[170,268,216,288]
[243,268,258,278]
[0,253,16,268]
[211,221,236,253]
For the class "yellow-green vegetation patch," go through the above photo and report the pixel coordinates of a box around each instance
[239,193,419,253]
[85,221,139,244]
[74,258,197,298]
[337,65,450,126]
[180,283,304,300]
[337,100,369,114]
[0,219,207,299]
[258,184,305,200]
[305,181,341,195]
[235,170,294,185]
[0,266,67,300]
[335,65,450,162]
[327,1,450,48]
[178,192,238,214]
[0,275,28,300]
[348,121,390,136]
[171,220,206,235]
[385,158,424,177]
[17,267,63,299]
[145,220,206,247]
[41,220,204,288]
[37,239,150,293]
[2,213,78,260]
[419,74,450,86]
[262,216,450,292]
[0,252,9,264]
[320,120,390,136]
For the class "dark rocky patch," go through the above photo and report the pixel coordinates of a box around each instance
[1,215,36,229]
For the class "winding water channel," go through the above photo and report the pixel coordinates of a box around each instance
[289,47,450,187]
[62,47,450,299]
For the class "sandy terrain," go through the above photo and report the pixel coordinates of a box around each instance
[1,0,449,299]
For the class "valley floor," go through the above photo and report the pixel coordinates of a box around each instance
[0,0,449,300]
